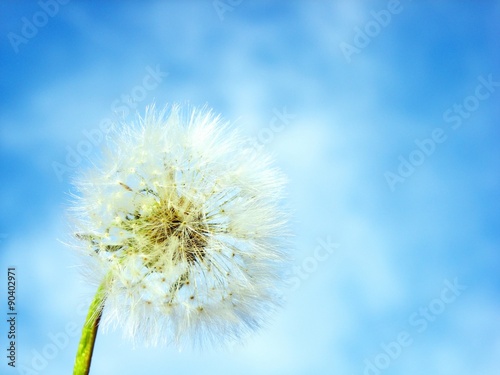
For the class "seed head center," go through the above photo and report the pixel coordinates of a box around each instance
[144,198,208,264]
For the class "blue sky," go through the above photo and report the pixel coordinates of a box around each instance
[1,1,499,374]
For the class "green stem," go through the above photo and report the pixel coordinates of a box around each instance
[73,279,108,375]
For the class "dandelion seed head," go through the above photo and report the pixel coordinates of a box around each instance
[70,104,289,348]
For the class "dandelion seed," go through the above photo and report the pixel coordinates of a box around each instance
[69,104,289,373]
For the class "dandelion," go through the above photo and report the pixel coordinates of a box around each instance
[69,104,289,374]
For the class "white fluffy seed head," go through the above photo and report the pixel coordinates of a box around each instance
[69,104,289,348]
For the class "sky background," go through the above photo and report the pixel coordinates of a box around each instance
[1,1,499,374]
